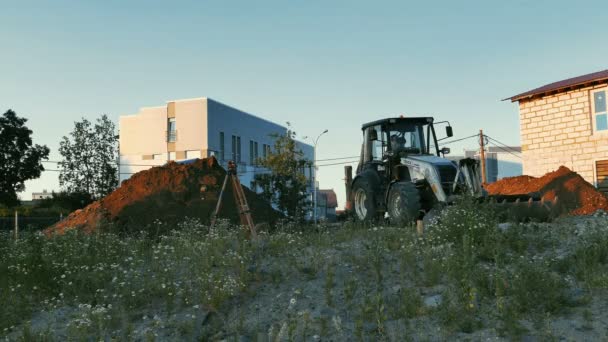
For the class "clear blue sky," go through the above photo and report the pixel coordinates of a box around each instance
[2,0,607,205]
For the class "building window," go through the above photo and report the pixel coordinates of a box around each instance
[219,132,225,160]
[249,140,254,165]
[592,89,608,132]
[254,141,259,163]
[237,136,241,163]
[167,118,176,142]
[232,135,236,161]
[232,135,241,162]
[263,144,271,158]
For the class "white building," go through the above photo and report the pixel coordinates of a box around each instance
[464,146,523,183]
[118,97,314,191]
[31,189,53,201]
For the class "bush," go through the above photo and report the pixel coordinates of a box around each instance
[426,197,499,261]
[508,259,569,314]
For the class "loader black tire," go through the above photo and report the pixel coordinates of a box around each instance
[352,179,377,222]
[387,182,421,226]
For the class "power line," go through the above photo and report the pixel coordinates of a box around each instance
[43,157,362,168]
[317,160,359,167]
[316,156,359,161]
[485,135,521,154]
[486,141,522,159]
[41,169,137,175]
[43,160,160,168]
[439,134,479,146]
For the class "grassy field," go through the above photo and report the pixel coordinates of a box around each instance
[2,198,608,340]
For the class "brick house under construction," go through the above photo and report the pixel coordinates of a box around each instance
[507,69,608,193]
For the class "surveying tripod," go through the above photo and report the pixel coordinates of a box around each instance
[210,161,257,239]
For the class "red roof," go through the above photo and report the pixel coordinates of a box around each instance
[505,69,608,102]
[318,189,338,208]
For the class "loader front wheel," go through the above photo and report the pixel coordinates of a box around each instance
[387,182,421,226]
[352,179,377,222]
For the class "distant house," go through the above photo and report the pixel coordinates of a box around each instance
[464,146,523,183]
[316,189,338,221]
[506,69,608,192]
[32,190,52,201]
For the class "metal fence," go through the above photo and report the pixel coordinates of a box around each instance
[0,216,61,232]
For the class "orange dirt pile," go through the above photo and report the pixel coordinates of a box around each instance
[45,157,281,235]
[485,166,608,216]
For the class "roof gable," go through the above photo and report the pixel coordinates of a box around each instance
[506,69,608,102]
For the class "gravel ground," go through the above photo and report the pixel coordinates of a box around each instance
[3,212,608,341]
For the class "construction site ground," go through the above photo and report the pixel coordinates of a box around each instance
[3,209,608,341]
[3,165,608,340]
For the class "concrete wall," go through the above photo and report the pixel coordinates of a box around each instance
[463,149,523,183]
[119,106,168,156]
[119,106,169,182]
[173,98,207,154]
[206,98,286,162]
[519,84,608,185]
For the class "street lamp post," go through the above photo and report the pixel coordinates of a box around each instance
[304,129,328,225]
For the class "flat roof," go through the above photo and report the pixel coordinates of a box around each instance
[505,69,608,102]
[362,117,434,130]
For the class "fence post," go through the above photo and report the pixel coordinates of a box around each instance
[14,210,18,240]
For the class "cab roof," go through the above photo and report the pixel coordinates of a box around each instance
[361,117,434,130]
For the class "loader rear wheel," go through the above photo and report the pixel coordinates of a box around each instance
[352,179,377,222]
[387,182,421,226]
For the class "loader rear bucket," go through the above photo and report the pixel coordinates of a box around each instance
[486,194,559,222]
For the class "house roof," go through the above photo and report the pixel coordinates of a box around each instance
[505,69,608,102]
[318,189,338,208]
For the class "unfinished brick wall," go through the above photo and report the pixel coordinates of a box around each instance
[519,84,608,185]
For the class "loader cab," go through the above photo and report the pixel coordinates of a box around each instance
[360,117,443,166]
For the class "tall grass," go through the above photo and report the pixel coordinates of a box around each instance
[1,201,607,340]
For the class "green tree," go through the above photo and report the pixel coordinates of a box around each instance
[254,125,311,220]
[59,115,118,199]
[0,110,50,206]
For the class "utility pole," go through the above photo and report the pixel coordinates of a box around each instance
[14,210,18,240]
[479,129,487,184]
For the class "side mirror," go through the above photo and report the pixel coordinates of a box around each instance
[368,129,378,141]
[446,126,453,138]
[441,147,451,155]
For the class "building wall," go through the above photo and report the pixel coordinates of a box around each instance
[463,150,523,183]
[119,106,168,156]
[206,98,314,188]
[119,106,169,182]
[496,152,523,180]
[173,98,207,155]
[519,84,608,185]
[206,99,285,163]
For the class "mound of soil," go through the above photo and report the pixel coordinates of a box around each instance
[486,166,608,215]
[45,157,281,235]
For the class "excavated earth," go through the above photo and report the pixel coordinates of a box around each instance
[485,166,608,216]
[45,157,281,235]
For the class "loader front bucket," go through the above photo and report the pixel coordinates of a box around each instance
[487,194,559,222]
